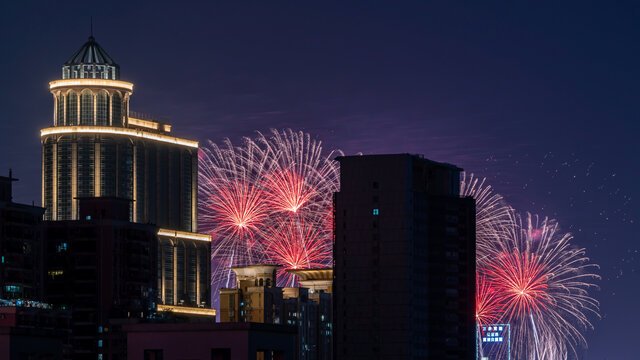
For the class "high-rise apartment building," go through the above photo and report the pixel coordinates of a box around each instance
[285,269,333,360]
[43,197,157,359]
[40,36,211,308]
[334,154,476,360]
[0,172,45,300]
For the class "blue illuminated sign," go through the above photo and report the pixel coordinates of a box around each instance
[481,325,505,343]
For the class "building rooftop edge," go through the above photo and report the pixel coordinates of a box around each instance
[40,126,198,148]
[335,153,463,171]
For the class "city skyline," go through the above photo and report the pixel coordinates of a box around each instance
[0,1,637,358]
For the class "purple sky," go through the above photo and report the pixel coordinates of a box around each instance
[1,2,638,358]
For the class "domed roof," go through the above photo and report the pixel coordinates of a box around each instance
[64,36,117,66]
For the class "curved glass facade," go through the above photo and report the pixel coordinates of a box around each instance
[42,134,197,231]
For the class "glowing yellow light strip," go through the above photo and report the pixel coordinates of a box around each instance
[157,304,216,316]
[49,79,134,92]
[157,228,211,242]
[40,126,198,148]
[129,117,159,130]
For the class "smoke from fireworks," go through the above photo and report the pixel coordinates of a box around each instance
[467,174,600,360]
[199,129,342,304]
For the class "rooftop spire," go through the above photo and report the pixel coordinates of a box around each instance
[61,33,120,80]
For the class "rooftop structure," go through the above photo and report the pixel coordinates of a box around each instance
[62,36,119,80]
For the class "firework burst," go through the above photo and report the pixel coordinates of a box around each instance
[262,216,333,286]
[477,211,600,359]
[199,129,342,305]
[467,175,599,359]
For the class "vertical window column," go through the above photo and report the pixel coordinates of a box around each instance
[71,141,78,219]
[80,90,94,125]
[66,91,78,126]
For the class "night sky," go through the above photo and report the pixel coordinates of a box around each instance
[1,2,638,358]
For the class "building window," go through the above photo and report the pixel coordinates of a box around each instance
[211,348,231,360]
[144,350,163,360]
[47,270,64,278]
[112,92,122,126]
[66,91,78,125]
[372,208,379,215]
[96,91,109,126]
[80,91,94,125]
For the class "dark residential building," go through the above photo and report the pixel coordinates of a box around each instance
[0,300,71,360]
[219,266,334,360]
[43,197,157,360]
[285,269,333,360]
[0,172,45,300]
[334,154,476,360]
[124,322,296,360]
[40,35,211,310]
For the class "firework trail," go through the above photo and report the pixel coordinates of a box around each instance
[199,129,342,305]
[476,273,502,329]
[460,173,515,262]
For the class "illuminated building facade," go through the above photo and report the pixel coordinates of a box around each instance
[219,265,283,324]
[40,36,210,309]
[334,154,476,360]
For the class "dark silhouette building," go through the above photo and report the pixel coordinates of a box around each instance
[124,322,297,360]
[43,197,157,360]
[0,172,45,300]
[333,154,476,360]
[0,301,71,360]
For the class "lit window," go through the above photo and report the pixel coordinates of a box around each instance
[56,243,68,253]
[98,340,103,347]
[86,215,91,220]
[373,209,379,215]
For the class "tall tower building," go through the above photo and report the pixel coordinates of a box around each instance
[40,36,210,308]
[334,154,476,360]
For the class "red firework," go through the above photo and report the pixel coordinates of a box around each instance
[476,273,502,328]
[262,218,332,278]
[207,179,268,240]
[262,169,316,213]
[484,251,550,318]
